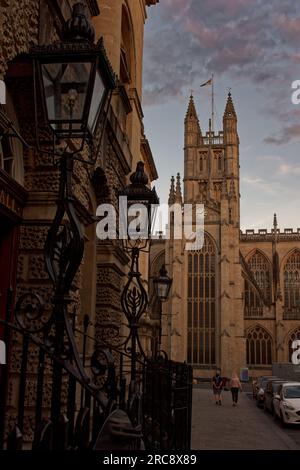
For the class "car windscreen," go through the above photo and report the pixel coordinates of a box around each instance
[283,386,300,399]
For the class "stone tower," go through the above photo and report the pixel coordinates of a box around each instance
[165,93,245,377]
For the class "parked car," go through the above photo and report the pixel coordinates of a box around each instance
[263,380,286,414]
[256,376,280,408]
[273,382,300,425]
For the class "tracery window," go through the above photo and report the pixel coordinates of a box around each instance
[284,251,300,315]
[187,234,216,366]
[246,326,272,366]
[247,251,271,304]
[244,279,264,317]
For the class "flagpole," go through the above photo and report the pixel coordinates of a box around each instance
[211,73,214,132]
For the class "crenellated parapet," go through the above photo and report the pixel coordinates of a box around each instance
[241,228,300,242]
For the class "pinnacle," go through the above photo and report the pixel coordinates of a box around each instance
[175,173,182,203]
[168,175,176,205]
[185,94,198,121]
[224,91,237,119]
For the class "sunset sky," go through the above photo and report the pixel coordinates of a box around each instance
[142,0,300,231]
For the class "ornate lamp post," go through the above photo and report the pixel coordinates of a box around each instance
[32,2,115,151]
[153,265,172,355]
[119,161,159,382]
[30,3,115,444]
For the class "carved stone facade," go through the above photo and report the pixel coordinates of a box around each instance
[0,0,158,445]
[151,94,300,378]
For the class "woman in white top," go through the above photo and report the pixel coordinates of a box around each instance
[230,372,242,406]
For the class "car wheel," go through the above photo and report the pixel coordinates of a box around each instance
[280,410,286,427]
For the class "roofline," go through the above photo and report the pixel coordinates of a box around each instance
[141,137,158,181]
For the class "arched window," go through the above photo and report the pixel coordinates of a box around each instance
[287,328,300,363]
[244,279,264,317]
[283,251,300,315]
[246,326,272,366]
[218,156,222,172]
[214,151,222,173]
[187,234,216,366]
[120,7,133,84]
[199,156,203,172]
[199,153,206,172]
[0,91,24,184]
[247,251,271,304]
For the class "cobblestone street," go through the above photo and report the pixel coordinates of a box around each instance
[192,386,300,450]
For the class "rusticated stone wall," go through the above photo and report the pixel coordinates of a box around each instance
[0,0,39,78]
[1,0,158,447]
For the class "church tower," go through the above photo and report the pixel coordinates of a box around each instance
[166,92,245,377]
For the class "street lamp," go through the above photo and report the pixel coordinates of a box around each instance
[119,162,159,382]
[153,265,173,355]
[119,161,159,248]
[30,3,116,444]
[32,2,115,153]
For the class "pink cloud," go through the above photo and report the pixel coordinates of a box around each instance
[274,15,300,45]
[185,17,219,48]
[199,0,251,15]
[208,44,263,72]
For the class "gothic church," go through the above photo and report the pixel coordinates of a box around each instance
[150,93,300,378]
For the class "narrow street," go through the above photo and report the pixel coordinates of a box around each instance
[192,385,300,450]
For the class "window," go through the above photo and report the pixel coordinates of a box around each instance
[246,326,272,366]
[120,7,133,84]
[0,92,24,184]
[214,152,222,173]
[244,279,264,317]
[287,328,300,363]
[218,156,222,172]
[0,135,14,176]
[283,251,300,314]
[199,153,206,172]
[247,251,271,304]
[187,234,216,366]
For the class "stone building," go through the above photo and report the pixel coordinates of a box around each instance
[0,0,158,444]
[150,93,300,378]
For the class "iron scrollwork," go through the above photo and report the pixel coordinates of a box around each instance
[15,293,49,333]
[121,246,148,381]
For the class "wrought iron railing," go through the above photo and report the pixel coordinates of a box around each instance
[0,302,193,450]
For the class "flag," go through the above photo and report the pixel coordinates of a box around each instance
[200,78,213,87]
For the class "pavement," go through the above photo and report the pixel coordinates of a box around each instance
[191,385,300,450]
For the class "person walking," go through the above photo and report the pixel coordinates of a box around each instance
[230,371,242,406]
[212,371,223,405]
